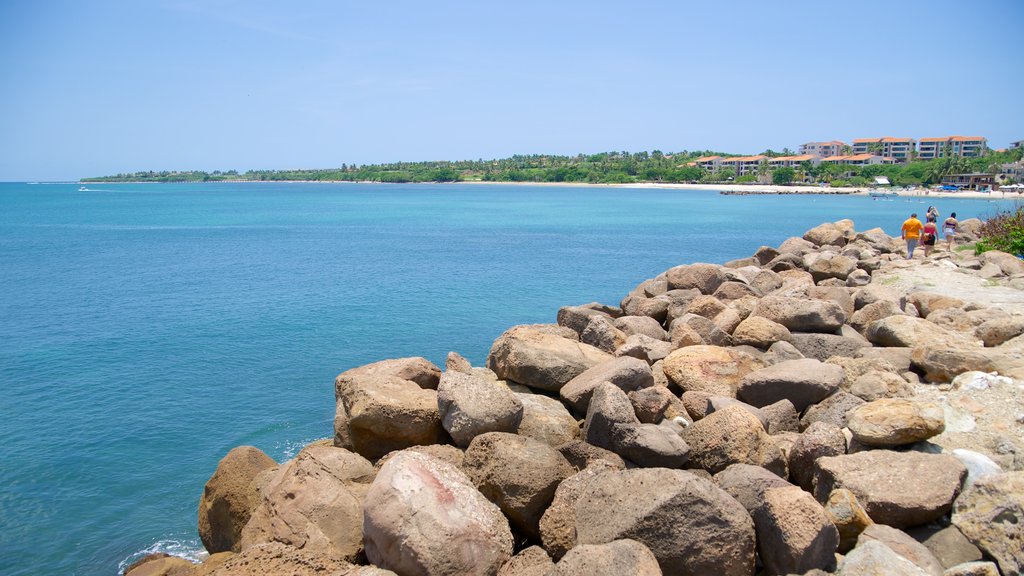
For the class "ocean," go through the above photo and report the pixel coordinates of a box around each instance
[0,181,1016,575]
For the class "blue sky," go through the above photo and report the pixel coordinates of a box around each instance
[1,0,1021,181]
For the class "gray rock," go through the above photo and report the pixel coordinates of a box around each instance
[738,358,844,411]
[713,463,793,513]
[790,332,869,361]
[437,370,524,447]
[788,421,846,492]
[760,398,801,434]
[763,340,805,365]
[613,315,668,341]
[753,296,847,333]
[942,561,1000,576]
[615,333,673,364]
[952,471,1024,576]
[514,392,580,447]
[753,486,839,575]
[487,325,612,392]
[835,540,932,576]
[560,356,654,414]
[905,525,982,570]
[858,524,944,576]
[801,390,866,431]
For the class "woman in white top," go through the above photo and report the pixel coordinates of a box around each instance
[943,212,958,250]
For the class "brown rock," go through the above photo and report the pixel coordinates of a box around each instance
[753,296,846,333]
[850,299,904,332]
[834,540,932,575]
[363,451,514,576]
[437,370,524,447]
[975,316,1024,347]
[615,334,673,364]
[662,345,763,397]
[848,370,915,401]
[907,292,966,318]
[124,554,195,576]
[788,421,846,491]
[374,444,465,473]
[628,385,685,424]
[800,390,866,430]
[487,325,612,392]
[198,446,277,554]
[952,471,1024,576]
[979,249,1024,275]
[684,405,784,475]
[910,345,997,383]
[731,316,792,349]
[560,356,654,414]
[463,432,574,540]
[713,463,792,513]
[666,263,727,294]
[906,525,983,570]
[514,393,580,447]
[548,539,662,576]
[824,488,874,553]
[497,546,554,576]
[737,358,844,411]
[539,460,619,559]
[858,524,944,576]
[864,315,972,349]
[580,315,628,353]
[680,390,714,421]
[847,399,945,447]
[813,450,967,528]
[760,398,801,434]
[789,332,869,362]
[809,253,858,282]
[555,440,625,472]
[613,315,668,341]
[445,351,474,374]
[753,486,839,575]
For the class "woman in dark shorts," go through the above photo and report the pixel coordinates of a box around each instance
[923,215,939,257]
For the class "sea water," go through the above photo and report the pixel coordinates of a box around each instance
[0,182,1016,575]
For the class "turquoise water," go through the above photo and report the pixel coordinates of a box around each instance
[0,182,1015,575]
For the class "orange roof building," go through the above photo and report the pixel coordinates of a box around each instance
[918,136,988,159]
[851,137,915,162]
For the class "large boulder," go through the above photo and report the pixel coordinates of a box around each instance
[835,540,932,576]
[539,460,619,560]
[560,356,653,414]
[978,250,1024,275]
[463,432,574,540]
[813,451,967,528]
[857,524,944,576]
[731,316,792,349]
[487,325,612,392]
[975,316,1024,347]
[804,222,847,247]
[846,399,945,447]
[183,542,371,576]
[824,488,874,553]
[684,405,784,475]
[363,451,514,576]
[240,445,375,562]
[547,539,662,576]
[737,358,844,411]
[614,315,668,341]
[666,263,727,294]
[198,446,277,554]
[808,253,858,282]
[752,486,839,575]
[952,472,1024,576]
[497,546,553,576]
[850,299,904,332]
[864,316,973,349]
[615,333,673,364]
[910,345,998,383]
[584,383,689,468]
[334,358,445,460]
[788,421,846,492]
[789,332,869,361]
[514,393,579,447]
[573,468,756,576]
[800,390,865,430]
[713,463,792,513]
[437,371,524,447]
[662,345,764,397]
[580,315,628,353]
[753,296,846,333]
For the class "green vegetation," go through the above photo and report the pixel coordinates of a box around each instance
[975,206,1024,256]
[83,147,1024,187]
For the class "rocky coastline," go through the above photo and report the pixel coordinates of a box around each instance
[128,219,1024,576]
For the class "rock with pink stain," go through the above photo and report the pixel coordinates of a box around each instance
[363,451,513,576]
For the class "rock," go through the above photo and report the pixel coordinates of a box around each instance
[849,370,916,401]
[763,340,805,364]
[804,222,847,247]
[801,390,865,430]
[712,308,743,334]
[556,440,626,472]
[666,263,727,294]
[560,356,653,414]
[714,281,762,302]
[836,540,932,576]
[240,445,375,562]
[584,383,689,468]
[547,539,662,576]
[975,316,1024,346]
[514,393,580,447]
[858,524,944,576]
[731,316,792,349]
[847,399,945,447]
[497,546,553,576]
[855,227,897,253]
[906,526,983,570]
[809,253,858,282]
[942,561,999,576]
[951,472,1024,576]
[737,358,844,411]
[788,421,846,491]
[713,463,792,512]
[851,299,904,332]
[198,446,277,554]
[445,351,474,374]
[824,488,874,553]
[680,390,714,421]
[706,395,769,429]
[685,294,728,319]
[628,385,685,424]
[755,245,782,265]
[670,313,732,347]
[363,451,513,576]
[907,292,966,319]
[539,460,619,559]
[979,249,1024,275]
[847,269,871,287]
[813,450,967,528]
[189,542,369,576]
[580,315,628,352]
[910,345,997,383]
[334,358,445,460]
[557,305,612,336]
[662,345,763,397]
[950,449,1002,489]
[613,315,668,341]
[622,295,670,323]
[437,370,524,447]
[864,316,972,349]
[858,346,914,371]
[487,325,612,392]
[583,382,641,450]
[977,262,1002,279]
[463,432,573,540]
[374,444,466,473]
[753,296,846,333]
[573,468,755,576]
[124,554,196,576]
[684,405,784,475]
[753,486,839,575]
[855,283,900,309]
[760,399,801,434]
[616,334,673,364]
[779,236,818,255]
[789,332,869,361]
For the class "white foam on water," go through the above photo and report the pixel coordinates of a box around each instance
[275,435,330,460]
[118,538,207,575]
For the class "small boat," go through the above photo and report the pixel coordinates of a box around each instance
[78,186,88,191]
[868,190,898,198]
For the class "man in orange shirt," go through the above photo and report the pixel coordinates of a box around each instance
[901,213,924,259]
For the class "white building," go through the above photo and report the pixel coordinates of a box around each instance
[798,141,846,158]
[918,136,988,159]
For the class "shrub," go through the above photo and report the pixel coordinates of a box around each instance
[976,207,1024,256]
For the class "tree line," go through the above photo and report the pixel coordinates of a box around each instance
[82,147,1023,186]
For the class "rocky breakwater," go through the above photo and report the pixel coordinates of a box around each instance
[127,218,1024,576]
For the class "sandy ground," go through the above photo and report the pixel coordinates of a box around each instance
[873,252,1024,315]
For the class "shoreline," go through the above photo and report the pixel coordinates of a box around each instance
[75,178,1021,200]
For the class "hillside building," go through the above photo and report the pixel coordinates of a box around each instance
[798,141,846,158]
[851,137,915,162]
[820,154,895,166]
[918,136,988,159]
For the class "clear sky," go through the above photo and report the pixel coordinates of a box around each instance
[1,0,1022,181]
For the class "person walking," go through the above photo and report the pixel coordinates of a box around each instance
[922,215,938,257]
[944,212,959,250]
[902,212,924,259]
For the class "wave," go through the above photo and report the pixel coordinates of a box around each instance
[117,538,207,575]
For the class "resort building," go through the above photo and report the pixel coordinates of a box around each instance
[718,155,768,176]
[941,173,995,190]
[820,154,895,166]
[691,155,723,171]
[851,137,915,162]
[768,155,819,169]
[798,141,846,158]
[1010,140,1023,150]
[917,136,988,159]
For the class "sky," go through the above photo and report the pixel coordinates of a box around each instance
[1,0,1022,181]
